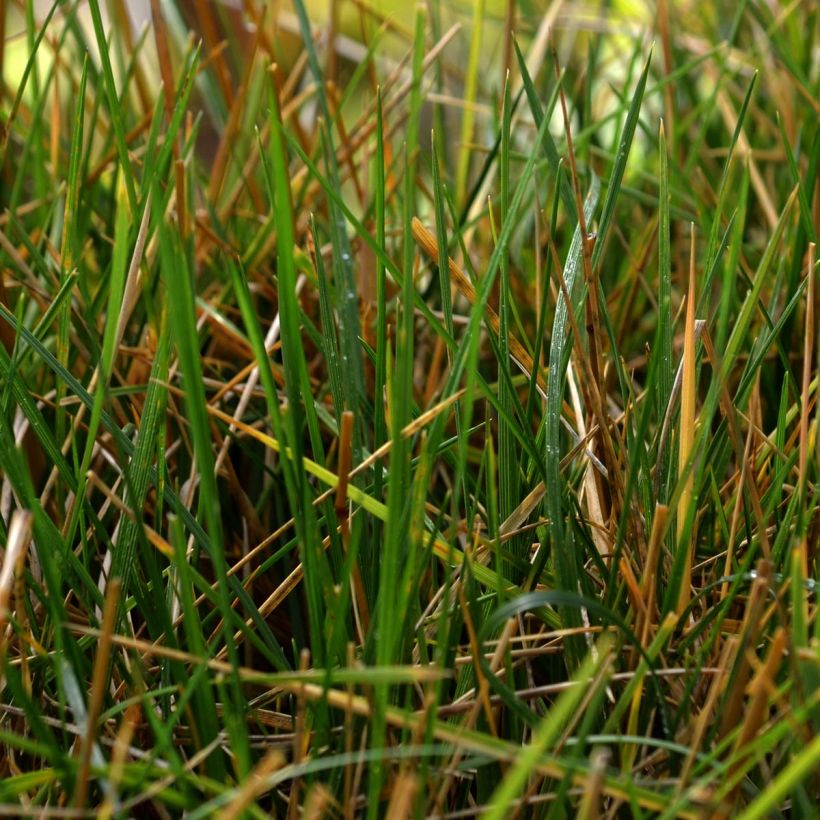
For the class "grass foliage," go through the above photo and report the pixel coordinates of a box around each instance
[0,0,818,815]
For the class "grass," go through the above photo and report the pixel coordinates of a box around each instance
[0,0,818,816]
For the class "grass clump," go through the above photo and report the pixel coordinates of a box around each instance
[0,0,818,816]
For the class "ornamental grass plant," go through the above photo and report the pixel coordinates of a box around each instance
[0,0,818,816]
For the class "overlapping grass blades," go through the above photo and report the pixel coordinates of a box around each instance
[0,0,817,815]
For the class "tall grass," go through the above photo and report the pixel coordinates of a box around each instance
[0,0,817,816]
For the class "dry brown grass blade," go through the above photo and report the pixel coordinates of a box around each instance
[385,772,419,819]
[67,624,446,690]
[335,410,355,525]
[654,319,705,500]
[676,224,697,616]
[208,22,267,208]
[74,579,121,810]
[657,0,676,156]
[111,0,150,113]
[113,190,153,356]
[499,480,546,537]
[98,703,140,820]
[639,504,667,644]
[218,748,286,820]
[578,747,609,820]
[190,0,234,107]
[619,555,648,634]
[302,784,337,820]
[150,0,176,150]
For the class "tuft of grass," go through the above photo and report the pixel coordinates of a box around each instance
[0,0,818,816]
